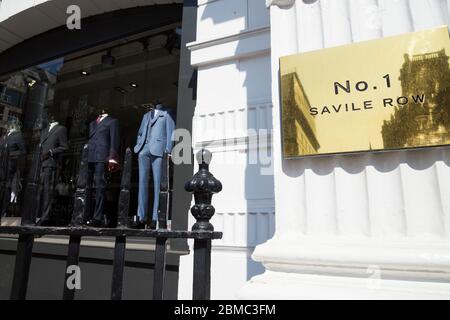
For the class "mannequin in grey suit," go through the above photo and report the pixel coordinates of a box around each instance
[134,104,175,229]
[36,114,69,226]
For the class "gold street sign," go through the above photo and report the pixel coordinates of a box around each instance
[280,26,450,158]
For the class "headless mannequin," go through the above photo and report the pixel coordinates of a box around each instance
[134,100,175,229]
[0,122,26,216]
[85,108,120,227]
[37,114,69,225]
[97,110,118,169]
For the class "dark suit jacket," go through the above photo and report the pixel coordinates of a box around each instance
[88,116,120,163]
[0,131,26,158]
[40,124,69,168]
[0,131,26,183]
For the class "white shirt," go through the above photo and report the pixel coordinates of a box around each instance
[49,121,59,132]
[153,104,164,117]
[98,113,108,123]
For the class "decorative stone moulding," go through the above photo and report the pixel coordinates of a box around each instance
[266,0,296,9]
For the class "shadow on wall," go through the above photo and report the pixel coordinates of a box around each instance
[200,1,274,283]
[200,0,247,25]
[282,146,450,178]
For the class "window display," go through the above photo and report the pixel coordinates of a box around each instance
[0,28,180,228]
[133,102,175,230]
[0,118,26,217]
[36,111,69,226]
[85,109,120,228]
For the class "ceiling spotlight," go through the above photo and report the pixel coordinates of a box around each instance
[130,83,138,88]
[80,70,90,76]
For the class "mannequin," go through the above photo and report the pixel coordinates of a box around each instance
[85,107,120,228]
[0,119,26,217]
[35,111,69,226]
[133,100,175,229]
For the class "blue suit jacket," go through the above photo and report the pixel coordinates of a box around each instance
[134,107,175,157]
[88,116,120,163]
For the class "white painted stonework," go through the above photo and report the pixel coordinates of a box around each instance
[177,0,275,300]
[239,0,450,300]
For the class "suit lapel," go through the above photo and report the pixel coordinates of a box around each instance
[90,116,109,138]
[150,110,164,127]
[41,125,58,143]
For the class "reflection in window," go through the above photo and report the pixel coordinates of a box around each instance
[0,29,180,227]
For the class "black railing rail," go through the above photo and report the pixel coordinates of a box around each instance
[0,148,222,300]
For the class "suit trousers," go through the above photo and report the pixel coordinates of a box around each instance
[87,162,106,222]
[138,147,162,222]
[39,167,56,223]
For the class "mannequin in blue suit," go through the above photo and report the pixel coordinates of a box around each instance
[134,104,175,229]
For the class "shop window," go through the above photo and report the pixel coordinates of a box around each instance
[0,29,180,228]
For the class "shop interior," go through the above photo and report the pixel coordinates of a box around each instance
[0,25,181,226]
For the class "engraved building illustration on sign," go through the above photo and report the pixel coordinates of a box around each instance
[382,49,450,148]
[281,72,320,157]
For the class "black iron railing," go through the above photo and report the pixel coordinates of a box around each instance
[0,148,222,300]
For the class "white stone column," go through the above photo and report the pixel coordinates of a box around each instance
[178,0,275,300]
[239,0,450,300]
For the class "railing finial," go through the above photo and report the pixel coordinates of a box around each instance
[185,149,222,231]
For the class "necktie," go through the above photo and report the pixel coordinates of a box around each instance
[150,109,155,120]
[96,115,102,124]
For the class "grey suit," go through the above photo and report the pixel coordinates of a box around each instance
[134,107,175,156]
[134,106,175,222]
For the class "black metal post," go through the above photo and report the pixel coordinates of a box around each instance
[10,234,34,300]
[193,239,211,300]
[158,152,171,229]
[117,148,132,228]
[152,237,167,300]
[185,149,222,300]
[111,235,126,300]
[71,145,89,226]
[20,145,42,225]
[62,235,81,300]
[111,149,132,299]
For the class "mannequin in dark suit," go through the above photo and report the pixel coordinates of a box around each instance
[85,109,120,227]
[0,120,26,217]
[36,116,69,226]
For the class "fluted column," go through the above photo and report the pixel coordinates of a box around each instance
[240,0,450,299]
[269,3,305,238]
[268,0,450,243]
